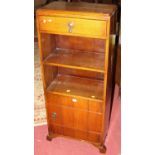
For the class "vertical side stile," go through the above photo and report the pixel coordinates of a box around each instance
[100,16,111,145]
[36,12,50,132]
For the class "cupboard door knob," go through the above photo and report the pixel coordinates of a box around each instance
[52,112,57,119]
[72,98,77,103]
[68,22,74,33]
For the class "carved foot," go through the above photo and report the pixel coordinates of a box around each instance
[46,134,52,141]
[99,145,106,153]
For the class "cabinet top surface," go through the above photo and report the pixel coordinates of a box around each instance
[37,1,117,20]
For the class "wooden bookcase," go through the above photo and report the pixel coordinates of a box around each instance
[36,1,117,153]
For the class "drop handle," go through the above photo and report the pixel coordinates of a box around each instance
[72,98,77,103]
[68,22,74,33]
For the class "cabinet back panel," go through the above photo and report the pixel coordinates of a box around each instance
[56,35,105,53]
[59,67,104,80]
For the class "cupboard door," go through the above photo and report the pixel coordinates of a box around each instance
[88,112,103,132]
[48,104,62,125]
[88,100,103,113]
[74,110,88,131]
[62,107,74,127]
[48,104,103,134]
[48,104,74,127]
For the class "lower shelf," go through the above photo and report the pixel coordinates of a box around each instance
[46,74,104,101]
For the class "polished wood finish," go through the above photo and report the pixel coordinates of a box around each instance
[37,1,117,20]
[39,33,56,60]
[46,93,103,113]
[36,1,117,153]
[47,104,103,131]
[46,74,104,101]
[38,15,107,39]
[56,35,106,53]
[43,48,105,73]
[59,67,104,80]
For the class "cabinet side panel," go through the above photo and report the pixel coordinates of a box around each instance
[40,33,56,60]
[37,16,59,131]
[110,10,118,34]
[103,35,116,141]
[44,65,58,89]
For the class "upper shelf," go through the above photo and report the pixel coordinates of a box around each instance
[43,48,105,73]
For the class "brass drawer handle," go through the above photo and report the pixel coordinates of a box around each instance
[72,98,77,103]
[68,22,74,33]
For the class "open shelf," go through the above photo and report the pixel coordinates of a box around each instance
[46,74,104,101]
[43,48,105,73]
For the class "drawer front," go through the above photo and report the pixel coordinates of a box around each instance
[46,93,103,113]
[48,104,103,132]
[38,16,107,38]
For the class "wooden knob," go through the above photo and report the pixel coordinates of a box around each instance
[43,19,46,23]
[72,98,77,103]
[48,19,52,23]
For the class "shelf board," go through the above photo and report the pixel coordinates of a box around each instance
[47,74,104,101]
[43,48,105,73]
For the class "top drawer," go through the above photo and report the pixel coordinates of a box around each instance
[38,16,107,38]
